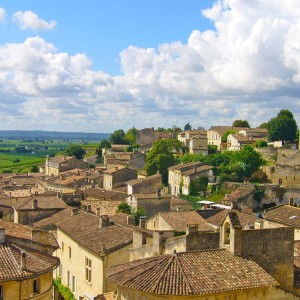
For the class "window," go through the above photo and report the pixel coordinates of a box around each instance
[67,271,70,287]
[68,246,71,258]
[61,242,64,251]
[72,275,76,293]
[85,257,92,283]
[0,285,3,300]
[33,279,40,294]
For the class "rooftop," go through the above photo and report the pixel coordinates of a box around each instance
[107,249,278,296]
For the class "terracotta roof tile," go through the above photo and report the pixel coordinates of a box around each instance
[107,249,278,295]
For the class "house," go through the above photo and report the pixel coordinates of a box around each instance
[0,224,59,300]
[238,128,268,139]
[207,126,248,150]
[170,197,192,211]
[126,191,172,218]
[104,151,145,170]
[178,130,208,155]
[12,192,67,225]
[81,188,127,216]
[227,134,257,151]
[127,173,162,195]
[168,162,214,196]
[55,211,134,298]
[146,211,215,232]
[107,248,296,300]
[103,167,137,190]
[45,155,88,176]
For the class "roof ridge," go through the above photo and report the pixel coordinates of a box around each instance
[150,254,176,294]
[174,252,194,295]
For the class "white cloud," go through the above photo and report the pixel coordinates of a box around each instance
[12,10,57,31]
[0,1,300,132]
[0,8,5,23]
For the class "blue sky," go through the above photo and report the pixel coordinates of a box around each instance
[0,0,299,133]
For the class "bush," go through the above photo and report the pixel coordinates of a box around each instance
[13,159,20,163]
[53,278,76,300]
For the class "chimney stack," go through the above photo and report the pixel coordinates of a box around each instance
[99,215,110,228]
[127,215,135,226]
[139,217,146,228]
[31,229,48,245]
[32,199,38,209]
[186,224,199,235]
[156,189,161,199]
[71,208,79,216]
[96,208,100,216]
[0,228,5,244]
[20,251,26,271]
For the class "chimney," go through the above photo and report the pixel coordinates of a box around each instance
[99,215,110,228]
[31,229,48,244]
[139,216,147,228]
[156,189,161,199]
[115,167,118,171]
[186,224,199,235]
[0,228,5,244]
[152,231,163,255]
[96,208,101,216]
[20,251,26,271]
[193,167,197,173]
[87,205,92,213]
[127,215,135,226]
[71,208,79,216]
[78,170,80,175]
[255,219,264,229]
[32,199,38,209]
[133,230,146,249]
[289,197,294,206]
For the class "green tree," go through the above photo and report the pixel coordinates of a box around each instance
[184,123,192,131]
[124,127,138,145]
[97,139,111,157]
[116,202,132,214]
[232,120,250,128]
[208,144,218,154]
[267,109,298,144]
[65,144,86,159]
[221,130,237,143]
[235,145,264,179]
[145,140,177,185]
[189,176,209,197]
[259,122,269,129]
[109,129,126,144]
[255,140,268,148]
[30,165,39,172]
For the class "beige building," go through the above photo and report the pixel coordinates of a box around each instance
[0,221,59,300]
[207,126,248,150]
[104,151,146,170]
[55,211,134,299]
[227,133,257,151]
[103,167,137,190]
[168,162,214,196]
[178,130,208,155]
[45,155,88,176]
[127,173,162,195]
[146,211,215,232]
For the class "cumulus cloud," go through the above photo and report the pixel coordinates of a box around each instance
[1,1,300,131]
[0,8,6,23]
[12,10,57,31]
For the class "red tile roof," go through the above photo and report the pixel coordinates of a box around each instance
[107,249,278,296]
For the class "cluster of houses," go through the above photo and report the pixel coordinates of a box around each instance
[0,125,300,299]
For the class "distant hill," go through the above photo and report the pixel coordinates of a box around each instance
[0,130,111,142]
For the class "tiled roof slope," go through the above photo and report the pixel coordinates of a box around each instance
[107,249,278,296]
[13,195,67,210]
[56,211,133,255]
[264,205,300,228]
[158,211,214,232]
[0,220,58,248]
[0,243,59,281]
[206,209,259,228]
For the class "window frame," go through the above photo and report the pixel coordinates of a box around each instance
[85,257,92,284]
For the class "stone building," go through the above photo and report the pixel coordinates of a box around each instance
[0,220,59,300]
[81,188,127,216]
[178,130,208,155]
[103,167,137,190]
[55,211,134,299]
[168,162,214,196]
[104,151,146,170]
[44,155,88,176]
[127,174,162,195]
[13,192,67,225]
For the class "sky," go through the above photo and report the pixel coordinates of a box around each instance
[0,0,299,133]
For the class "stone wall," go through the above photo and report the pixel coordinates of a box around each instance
[81,199,122,216]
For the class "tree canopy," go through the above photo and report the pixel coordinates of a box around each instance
[221,130,236,143]
[145,139,181,185]
[124,127,138,145]
[232,120,250,128]
[109,129,127,145]
[65,144,86,159]
[267,109,298,143]
[184,123,192,131]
